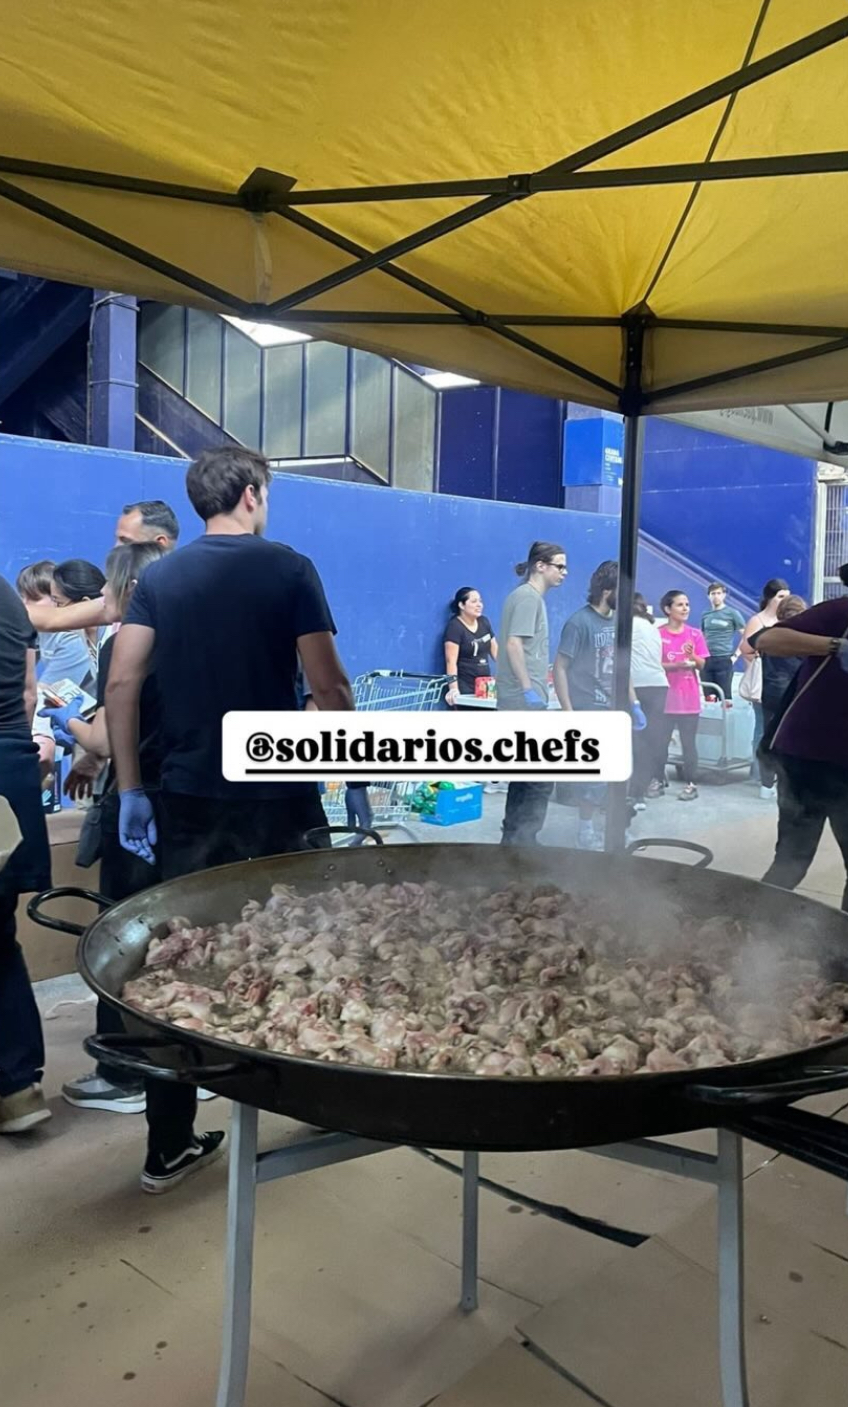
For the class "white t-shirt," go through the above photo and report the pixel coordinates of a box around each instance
[630,615,668,690]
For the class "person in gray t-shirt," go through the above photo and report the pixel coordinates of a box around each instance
[498,540,567,845]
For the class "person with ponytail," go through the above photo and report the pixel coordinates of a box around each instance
[443,587,497,706]
[498,540,567,844]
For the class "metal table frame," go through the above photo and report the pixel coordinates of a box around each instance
[216,1104,751,1407]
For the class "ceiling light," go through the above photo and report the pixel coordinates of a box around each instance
[419,370,480,390]
[223,316,311,346]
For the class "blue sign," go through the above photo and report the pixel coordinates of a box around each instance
[563,414,624,488]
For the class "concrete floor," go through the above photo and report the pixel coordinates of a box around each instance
[3,777,847,1407]
[404,772,846,909]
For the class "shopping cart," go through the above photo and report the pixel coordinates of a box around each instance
[350,669,448,712]
[320,670,448,843]
[666,681,754,784]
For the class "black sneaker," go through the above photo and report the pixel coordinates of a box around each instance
[141,1130,227,1195]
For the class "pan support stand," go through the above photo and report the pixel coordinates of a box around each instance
[216,1104,747,1407]
[592,1128,749,1407]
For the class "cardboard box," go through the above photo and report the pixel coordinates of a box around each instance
[0,796,22,873]
[16,809,101,982]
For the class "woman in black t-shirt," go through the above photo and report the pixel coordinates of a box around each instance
[443,587,498,705]
[38,541,166,1112]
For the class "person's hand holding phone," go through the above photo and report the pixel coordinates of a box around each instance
[38,696,84,748]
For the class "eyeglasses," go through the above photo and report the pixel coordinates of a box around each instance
[547,562,568,572]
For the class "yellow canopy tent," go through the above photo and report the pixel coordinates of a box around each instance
[3,0,847,845]
[2,0,847,414]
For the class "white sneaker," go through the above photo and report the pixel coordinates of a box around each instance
[197,1088,219,1102]
[759,785,777,800]
[484,781,509,794]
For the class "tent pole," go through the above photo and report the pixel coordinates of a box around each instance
[606,319,646,853]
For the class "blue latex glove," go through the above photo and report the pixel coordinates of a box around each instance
[38,696,84,749]
[346,784,373,844]
[631,703,647,731]
[118,788,158,865]
[523,689,547,710]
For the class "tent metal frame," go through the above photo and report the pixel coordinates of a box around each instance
[1,12,846,849]
[0,13,844,406]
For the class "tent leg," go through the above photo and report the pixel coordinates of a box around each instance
[606,408,645,854]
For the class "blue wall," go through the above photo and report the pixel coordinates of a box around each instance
[641,419,816,601]
[439,396,817,606]
[439,387,563,507]
[0,434,618,678]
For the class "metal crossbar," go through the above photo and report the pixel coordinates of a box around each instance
[216,1109,753,1407]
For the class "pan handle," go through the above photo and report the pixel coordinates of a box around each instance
[26,886,113,937]
[303,825,385,847]
[83,1033,249,1083]
[726,1106,848,1183]
[625,839,713,868]
[687,1065,848,1107]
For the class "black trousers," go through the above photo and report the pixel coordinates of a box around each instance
[146,789,329,1158]
[0,734,49,1098]
[0,889,45,1097]
[702,655,734,703]
[630,686,669,799]
[501,782,554,845]
[758,708,777,790]
[762,756,848,912]
[95,792,164,1087]
[658,712,700,786]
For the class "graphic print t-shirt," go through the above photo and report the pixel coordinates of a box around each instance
[700,605,745,657]
[443,614,495,694]
[557,605,616,710]
[659,624,709,714]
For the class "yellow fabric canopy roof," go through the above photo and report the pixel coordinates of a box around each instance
[3,0,848,412]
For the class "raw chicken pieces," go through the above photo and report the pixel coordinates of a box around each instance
[121,882,848,1078]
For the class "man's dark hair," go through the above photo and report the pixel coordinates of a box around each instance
[186,447,272,522]
[514,541,566,579]
[16,559,56,601]
[123,499,180,542]
[707,581,726,594]
[587,559,618,605]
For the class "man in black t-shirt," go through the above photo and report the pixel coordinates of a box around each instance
[0,577,51,1134]
[105,446,354,1192]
